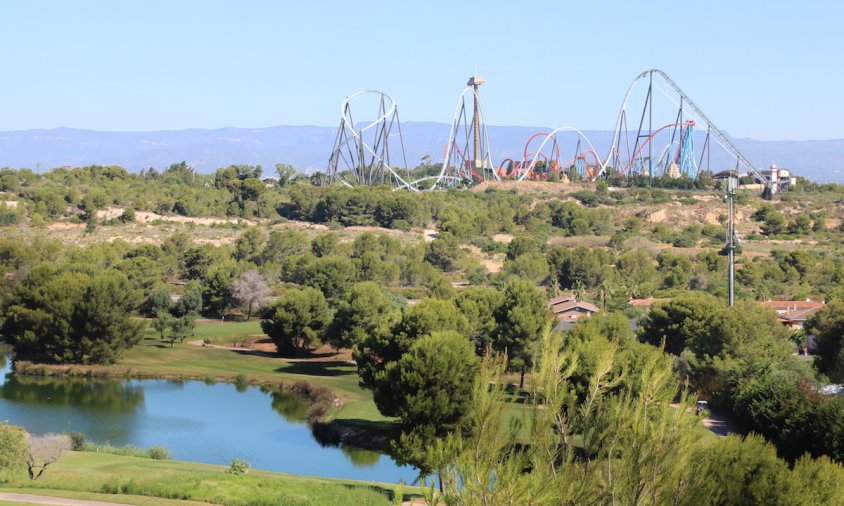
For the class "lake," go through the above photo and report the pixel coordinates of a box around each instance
[0,352,415,483]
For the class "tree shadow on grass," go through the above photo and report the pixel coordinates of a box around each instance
[276,361,356,377]
[341,483,423,503]
[231,349,277,359]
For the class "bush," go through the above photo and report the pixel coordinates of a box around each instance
[304,385,337,423]
[391,219,411,231]
[672,234,697,248]
[69,432,85,451]
[0,205,22,225]
[234,373,249,391]
[119,207,136,223]
[0,422,28,473]
[227,458,250,475]
[147,446,170,460]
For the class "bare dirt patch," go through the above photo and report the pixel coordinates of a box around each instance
[344,225,405,236]
[193,237,237,246]
[17,221,243,248]
[611,201,754,228]
[342,225,425,244]
[470,180,575,194]
[48,222,85,230]
[271,220,329,232]
[462,244,504,273]
[96,207,255,226]
[492,233,513,244]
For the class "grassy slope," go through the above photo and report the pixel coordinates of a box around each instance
[189,321,262,345]
[1,451,409,506]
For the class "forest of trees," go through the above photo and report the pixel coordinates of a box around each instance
[2,163,844,502]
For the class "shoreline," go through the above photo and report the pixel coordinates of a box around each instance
[0,451,419,505]
[10,359,395,453]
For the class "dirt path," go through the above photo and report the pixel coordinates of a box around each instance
[0,493,133,506]
[701,410,740,436]
[671,403,740,437]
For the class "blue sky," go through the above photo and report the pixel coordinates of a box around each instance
[1,1,840,140]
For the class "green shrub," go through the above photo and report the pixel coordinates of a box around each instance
[69,432,85,451]
[234,373,249,391]
[672,234,697,248]
[227,458,250,476]
[0,205,22,225]
[391,219,411,231]
[147,446,170,460]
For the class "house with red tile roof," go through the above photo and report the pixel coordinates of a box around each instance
[549,295,600,326]
[760,300,825,329]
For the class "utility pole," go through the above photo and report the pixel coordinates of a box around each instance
[726,174,737,306]
[648,72,653,177]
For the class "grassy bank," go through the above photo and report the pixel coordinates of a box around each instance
[1,451,412,505]
[15,322,387,424]
[12,322,720,444]
[126,324,386,423]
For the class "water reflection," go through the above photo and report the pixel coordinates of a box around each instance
[341,445,382,468]
[1,375,145,413]
[0,350,414,482]
[270,389,309,423]
[269,388,382,468]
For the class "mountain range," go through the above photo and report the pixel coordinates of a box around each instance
[1,123,843,183]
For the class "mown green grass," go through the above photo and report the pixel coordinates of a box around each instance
[122,323,387,423]
[189,320,263,345]
[2,451,412,506]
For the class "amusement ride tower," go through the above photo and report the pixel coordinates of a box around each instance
[467,75,485,170]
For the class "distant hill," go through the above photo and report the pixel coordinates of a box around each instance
[1,123,843,183]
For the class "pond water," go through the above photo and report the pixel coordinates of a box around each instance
[0,352,415,483]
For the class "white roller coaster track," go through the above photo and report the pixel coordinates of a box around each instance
[603,69,766,185]
[419,86,498,189]
[329,90,418,191]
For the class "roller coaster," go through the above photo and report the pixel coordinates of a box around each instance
[327,69,770,191]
